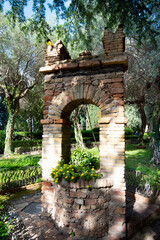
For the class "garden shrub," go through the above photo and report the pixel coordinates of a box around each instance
[125,127,134,136]
[13,131,42,140]
[71,128,99,142]
[71,148,100,169]
[0,131,5,141]
[12,131,30,140]
[11,140,42,152]
[32,131,42,140]
[0,216,14,240]
[0,141,5,154]
[125,135,139,139]
[0,140,42,153]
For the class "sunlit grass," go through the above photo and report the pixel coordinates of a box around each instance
[85,147,100,158]
[85,144,160,174]
[0,154,41,169]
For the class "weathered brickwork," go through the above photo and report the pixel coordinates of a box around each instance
[42,179,126,240]
[40,25,128,239]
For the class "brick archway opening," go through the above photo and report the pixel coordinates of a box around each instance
[61,99,99,164]
[40,26,128,239]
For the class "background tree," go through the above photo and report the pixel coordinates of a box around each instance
[14,84,44,137]
[124,33,160,144]
[0,14,44,156]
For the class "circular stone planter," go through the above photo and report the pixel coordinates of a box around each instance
[42,178,114,239]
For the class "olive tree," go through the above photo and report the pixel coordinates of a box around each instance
[0,14,44,155]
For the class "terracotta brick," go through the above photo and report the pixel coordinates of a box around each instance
[41,119,50,124]
[44,96,53,101]
[59,62,78,70]
[54,118,63,124]
[70,191,86,198]
[79,59,100,68]
[85,199,97,205]
[45,90,53,96]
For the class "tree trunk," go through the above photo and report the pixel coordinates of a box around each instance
[86,106,96,142]
[72,107,85,149]
[29,113,33,140]
[137,102,146,145]
[4,100,19,156]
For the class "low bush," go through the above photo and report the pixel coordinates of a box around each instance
[0,216,14,240]
[125,135,139,139]
[32,131,42,140]
[12,140,42,152]
[71,148,100,169]
[125,127,134,136]
[0,140,42,154]
[12,131,30,140]
[0,131,5,141]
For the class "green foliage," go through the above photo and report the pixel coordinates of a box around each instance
[14,86,44,134]
[70,231,75,237]
[51,160,102,184]
[0,131,42,141]
[71,148,100,169]
[71,128,99,142]
[11,140,42,152]
[12,132,30,140]
[86,105,100,130]
[0,131,6,141]
[0,155,41,169]
[0,216,14,240]
[125,144,156,173]
[125,127,134,136]
[125,105,141,131]
[0,139,42,154]
[1,0,159,45]
[0,13,44,155]
[136,163,160,190]
[82,129,99,141]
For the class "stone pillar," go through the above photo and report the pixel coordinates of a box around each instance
[40,120,63,180]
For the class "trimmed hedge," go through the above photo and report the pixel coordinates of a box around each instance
[125,127,134,136]
[0,140,42,154]
[0,130,42,141]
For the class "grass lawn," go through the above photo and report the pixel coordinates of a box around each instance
[0,145,159,174]
[87,144,160,175]
[125,144,160,174]
[0,154,41,169]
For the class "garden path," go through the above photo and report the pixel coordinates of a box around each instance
[9,190,160,240]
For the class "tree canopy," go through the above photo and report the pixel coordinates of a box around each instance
[1,0,160,45]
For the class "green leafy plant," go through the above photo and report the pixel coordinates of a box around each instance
[71,148,100,169]
[51,160,102,184]
[125,127,134,136]
[0,216,14,240]
[70,230,75,237]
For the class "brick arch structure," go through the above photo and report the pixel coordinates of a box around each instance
[48,83,117,118]
[40,26,128,239]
